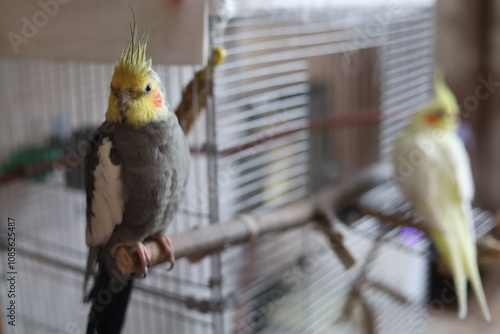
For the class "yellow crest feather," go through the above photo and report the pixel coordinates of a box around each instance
[433,70,459,115]
[114,18,152,79]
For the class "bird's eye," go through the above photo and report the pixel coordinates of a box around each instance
[145,84,152,92]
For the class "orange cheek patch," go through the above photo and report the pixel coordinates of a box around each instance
[426,113,439,124]
[152,89,164,107]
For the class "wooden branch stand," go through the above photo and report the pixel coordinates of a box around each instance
[114,163,390,275]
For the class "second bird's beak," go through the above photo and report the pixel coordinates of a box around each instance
[118,91,131,117]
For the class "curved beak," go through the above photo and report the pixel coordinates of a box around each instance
[118,92,131,117]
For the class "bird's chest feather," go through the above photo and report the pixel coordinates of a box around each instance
[111,121,189,230]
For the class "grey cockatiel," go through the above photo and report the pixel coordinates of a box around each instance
[84,25,190,334]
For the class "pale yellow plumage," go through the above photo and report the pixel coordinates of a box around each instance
[392,73,491,321]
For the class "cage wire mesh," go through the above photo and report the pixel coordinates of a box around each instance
[0,2,436,334]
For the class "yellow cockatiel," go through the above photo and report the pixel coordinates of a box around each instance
[392,74,491,321]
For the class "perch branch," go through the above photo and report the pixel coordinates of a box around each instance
[342,229,408,334]
[358,206,428,234]
[343,233,385,334]
[114,163,391,275]
[314,200,356,269]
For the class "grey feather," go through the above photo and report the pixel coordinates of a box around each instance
[84,112,190,288]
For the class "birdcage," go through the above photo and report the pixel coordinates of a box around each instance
[0,1,462,334]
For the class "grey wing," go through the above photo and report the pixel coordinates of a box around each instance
[84,124,124,291]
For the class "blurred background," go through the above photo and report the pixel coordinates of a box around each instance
[0,0,499,333]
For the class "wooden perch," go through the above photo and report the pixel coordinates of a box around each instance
[114,163,391,275]
[343,234,383,334]
[359,206,428,234]
[315,201,356,269]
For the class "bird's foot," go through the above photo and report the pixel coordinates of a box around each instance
[147,233,175,270]
[110,242,151,277]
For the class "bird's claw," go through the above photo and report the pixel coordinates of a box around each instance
[135,242,151,277]
[148,233,175,270]
[165,261,175,271]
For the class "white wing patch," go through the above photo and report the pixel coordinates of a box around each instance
[86,137,124,247]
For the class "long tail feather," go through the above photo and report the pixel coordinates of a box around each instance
[431,205,491,322]
[464,253,491,321]
[86,267,134,334]
[432,232,468,318]
[458,217,492,321]
[457,204,491,321]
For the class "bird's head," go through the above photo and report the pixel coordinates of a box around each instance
[106,25,168,127]
[417,106,457,131]
[413,72,459,131]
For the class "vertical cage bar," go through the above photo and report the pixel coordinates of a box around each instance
[207,17,225,334]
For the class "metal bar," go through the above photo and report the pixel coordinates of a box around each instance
[218,110,380,156]
[215,84,308,113]
[216,72,308,99]
[207,19,225,333]
[217,97,308,129]
[0,294,4,334]
[217,60,307,86]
